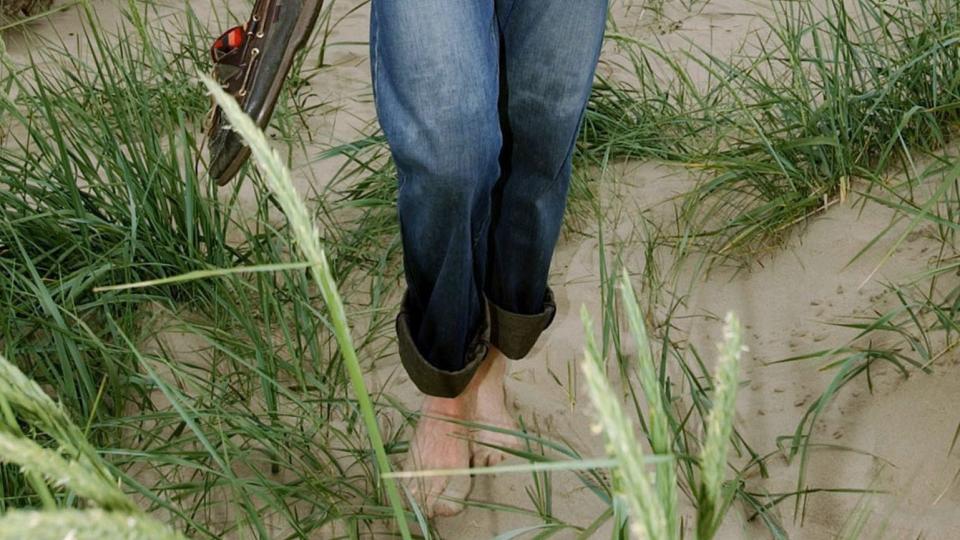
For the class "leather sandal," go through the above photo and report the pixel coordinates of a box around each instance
[206,0,324,186]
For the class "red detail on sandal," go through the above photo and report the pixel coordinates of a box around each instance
[211,26,246,60]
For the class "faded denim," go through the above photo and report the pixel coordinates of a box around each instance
[370,0,608,397]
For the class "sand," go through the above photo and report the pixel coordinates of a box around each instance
[4,0,960,538]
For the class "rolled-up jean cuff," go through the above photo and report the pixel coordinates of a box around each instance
[395,298,489,398]
[487,287,557,360]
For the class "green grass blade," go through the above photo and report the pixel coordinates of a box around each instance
[200,73,412,539]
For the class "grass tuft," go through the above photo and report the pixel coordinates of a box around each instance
[201,73,412,539]
[0,509,185,540]
[582,270,745,539]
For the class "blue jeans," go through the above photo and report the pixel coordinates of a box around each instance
[370,0,607,397]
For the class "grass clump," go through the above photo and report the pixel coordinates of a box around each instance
[687,0,960,255]
[582,271,744,539]
[0,0,225,426]
[201,71,412,539]
[1,0,60,31]
[1,2,409,536]
[0,353,185,538]
[586,0,960,257]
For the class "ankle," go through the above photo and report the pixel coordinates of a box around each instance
[422,394,471,418]
[421,350,508,417]
[472,348,506,383]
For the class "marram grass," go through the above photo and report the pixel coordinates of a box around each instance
[582,306,669,540]
[0,509,184,540]
[0,432,131,512]
[586,0,960,258]
[0,354,185,538]
[0,353,125,506]
[697,312,744,539]
[1,4,415,535]
[0,0,55,29]
[619,268,678,535]
[582,273,744,539]
[0,0,938,536]
[200,73,413,539]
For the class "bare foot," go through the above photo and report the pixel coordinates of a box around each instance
[403,395,472,518]
[468,350,522,467]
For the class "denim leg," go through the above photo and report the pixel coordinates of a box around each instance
[370,1,501,397]
[485,0,608,358]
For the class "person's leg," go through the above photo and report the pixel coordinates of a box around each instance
[372,0,500,397]
[370,0,500,517]
[469,0,608,465]
[488,0,608,327]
